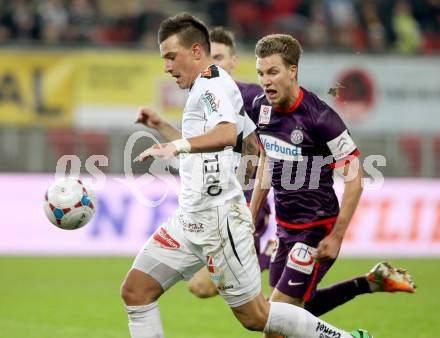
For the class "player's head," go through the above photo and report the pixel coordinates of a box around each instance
[158,13,211,89]
[209,27,238,75]
[255,34,302,107]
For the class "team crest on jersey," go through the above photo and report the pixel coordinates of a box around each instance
[286,242,315,275]
[290,129,304,145]
[259,105,272,125]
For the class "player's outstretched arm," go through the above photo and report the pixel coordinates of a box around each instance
[249,147,271,225]
[186,121,237,152]
[135,106,182,141]
[135,122,237,162]
[313,159,363,261]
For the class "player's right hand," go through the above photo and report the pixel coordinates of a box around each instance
[135,107,164,129]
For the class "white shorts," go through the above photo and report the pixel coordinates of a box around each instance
[133,203,261,308]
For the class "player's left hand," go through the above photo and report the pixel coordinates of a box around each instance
[312,234,343,262]
[134,143,178,162]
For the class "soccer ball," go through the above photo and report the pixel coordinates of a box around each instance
[43,177,96,230]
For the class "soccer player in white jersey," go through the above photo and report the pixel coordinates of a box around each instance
[120,13,370,338]
[187,26,274,299]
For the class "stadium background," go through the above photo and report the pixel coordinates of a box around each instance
[0,0,439,337]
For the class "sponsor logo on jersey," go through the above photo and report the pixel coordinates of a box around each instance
[286,242,315,275]
[179,215,205,233]
[260,134,303,161]
[153,227,180,249]
[290,128,304,145]
[259,105,272,124]
[218,284,234,291]
[200,90,220,116]
[204,154,222,196]
[182,222,204,233]
[326,130,356,161]
[288,280,304,286]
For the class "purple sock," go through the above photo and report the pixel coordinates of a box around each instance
[304,276,371,316]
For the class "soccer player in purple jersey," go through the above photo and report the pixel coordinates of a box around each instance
[249,34,416,338]
[188,27,274,299]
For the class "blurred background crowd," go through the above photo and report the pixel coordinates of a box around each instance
[0,0,439,54]
[0,0,439,178]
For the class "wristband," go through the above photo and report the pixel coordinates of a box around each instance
[171,138,191,154]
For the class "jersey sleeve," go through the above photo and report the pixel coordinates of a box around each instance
[249,94,266,150]
[317,108,360,168]
[198,84,236,127]
[241,83,263,116]
[242,112,256,139]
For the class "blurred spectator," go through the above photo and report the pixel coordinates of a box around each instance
[207,0,229,27]
[322,0,363,51]
[37,0,69,44]
[95,16,136,45]
[392,0,422,53]
[0,0,437,53]
[229,0,262,46]
[304,1,328,50]
[0,0,38,43]
[262,0,310,42]
[360,1,387,52]
[135,0,166,49]
[67,0,97,43]
[410,0,440,53]
[411,0,440,33]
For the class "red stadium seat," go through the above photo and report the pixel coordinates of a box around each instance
[48,128,77,157]
[82,131,109,160]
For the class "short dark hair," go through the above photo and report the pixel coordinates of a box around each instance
[209,27,236,54]
[158,13,210,54]
[255,34,302,67]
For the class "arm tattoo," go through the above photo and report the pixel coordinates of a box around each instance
[241,132,259,186]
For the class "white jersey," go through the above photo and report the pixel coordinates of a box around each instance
[179,65,255,212]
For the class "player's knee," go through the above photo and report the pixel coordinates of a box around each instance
[120,281,158,305]
[236,305,268,332]
[188,280,217,298]
[120,281,139,305]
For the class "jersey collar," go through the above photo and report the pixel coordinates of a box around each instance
[274,88,304,113]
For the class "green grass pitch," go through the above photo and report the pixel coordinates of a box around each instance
[1,257,438,338]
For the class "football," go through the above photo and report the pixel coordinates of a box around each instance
[43,177,96,230]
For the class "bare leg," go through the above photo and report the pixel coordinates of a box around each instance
[121,269,165,338]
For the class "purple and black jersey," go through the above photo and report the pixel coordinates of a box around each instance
[236,81,272,267]
[236,81,263,119]
[250,87,359,228]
